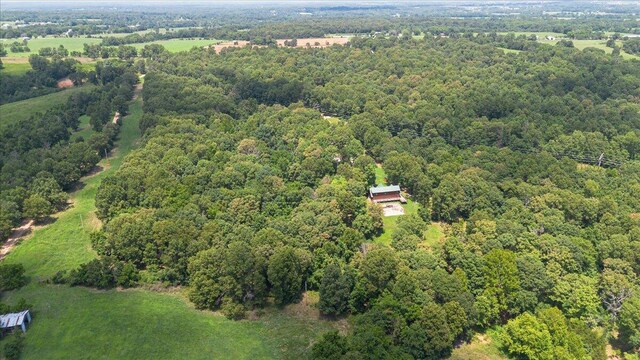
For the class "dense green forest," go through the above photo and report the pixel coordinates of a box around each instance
[63,35,640,358]
[1,3,640,359]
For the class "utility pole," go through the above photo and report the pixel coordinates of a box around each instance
[598,153,605,167]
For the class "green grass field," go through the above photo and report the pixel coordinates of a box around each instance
[0,62,31,75]
[131,38,222,52]
[0,85,96,130]
[1,36,102,57]
[374,199,420,246]
[1,284,335,360]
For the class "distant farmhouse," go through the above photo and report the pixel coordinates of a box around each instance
[369,185,406,203]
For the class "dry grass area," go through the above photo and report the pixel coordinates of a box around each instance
[210,37,350,53]
[276,37,350,48]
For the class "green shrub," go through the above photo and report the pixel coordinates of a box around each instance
[0,264,27,291]
[221,302,246,320]
[3,332,24,360]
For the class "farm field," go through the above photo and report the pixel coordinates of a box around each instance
[1,36,102,57]
[0,62,31,75]
[131,38,223,52]
[0,84,96,130]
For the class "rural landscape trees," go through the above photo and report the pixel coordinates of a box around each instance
[1,2,640,359]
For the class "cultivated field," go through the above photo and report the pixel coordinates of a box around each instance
[0,36,102,57]
[211,36,350,53]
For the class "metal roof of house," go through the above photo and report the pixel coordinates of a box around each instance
[370,185,401,194]
[0,310,29,329]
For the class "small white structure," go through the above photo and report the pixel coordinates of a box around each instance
[0,310,32,333]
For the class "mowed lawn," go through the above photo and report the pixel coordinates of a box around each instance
[3,96,142,278]
[0,85,96,130]
[0,284,336,360]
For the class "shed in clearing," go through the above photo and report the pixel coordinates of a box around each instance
[0,310,32,334]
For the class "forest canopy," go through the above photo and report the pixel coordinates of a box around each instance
[83,34,640,358]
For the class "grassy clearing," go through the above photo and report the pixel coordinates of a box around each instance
[70,115,95,141]
[538,39,639,60]
[374,165,386,186]
[2,97,142,279]
[450,329,505,360]
[498,47,522,54]
[0,62,31,75]
[374,199,420,246]
[1,285,335,360]
[1,36,102,57]
[421,222,445,249]
[372,164,443,248]
[0,85,96,130]
[131,38,223,52]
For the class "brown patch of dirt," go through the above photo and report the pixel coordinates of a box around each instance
[0,220,34,260]
[57,78,74,88]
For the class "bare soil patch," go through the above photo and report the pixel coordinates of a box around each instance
[57,78,74,88]
[0,220,34,260]
[276,37,350,48]
[209,37,350,53]
[381,202,405,217]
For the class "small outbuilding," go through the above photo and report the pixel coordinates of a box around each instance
[369,185,405,203]
[0,310,32,334]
